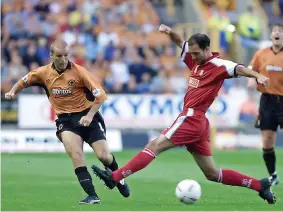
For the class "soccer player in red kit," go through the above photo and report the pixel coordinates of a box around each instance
[91,24,276,204]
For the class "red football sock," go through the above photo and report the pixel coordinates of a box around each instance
[218,169,262,192]
[112,148,156,182]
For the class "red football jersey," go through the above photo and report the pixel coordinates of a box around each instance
[181,41,240,112]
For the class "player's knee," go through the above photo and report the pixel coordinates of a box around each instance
[263,135,274,142]
[145,139,159,155]
[96,149,112,164]
[70,150,84,160]
[204,171,218,182]
[69,151,85,167]
[262,136,275,149]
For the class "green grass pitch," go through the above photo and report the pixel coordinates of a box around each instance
[1,149,283,211]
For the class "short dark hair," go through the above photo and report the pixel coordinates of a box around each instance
[272,23,283,30]
[188,33,210,50]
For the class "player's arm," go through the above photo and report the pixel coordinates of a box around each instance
[235,65,269,87]
[159,24,194,71]
[5,70,42,99]
[159,24,184,48]
[247,50,261,89]
[218,59,268,87]
[78,68,107,124]
[78,68,107,126]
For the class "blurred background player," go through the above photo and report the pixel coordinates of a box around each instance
[5,39,130,204]
[248,23,283,185]
[91,24,276,204]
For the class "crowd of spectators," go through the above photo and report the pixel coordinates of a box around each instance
[2,0,270,97]
[1,0,192,96]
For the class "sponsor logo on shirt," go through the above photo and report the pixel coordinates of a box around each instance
[189,77,199,88]
[52,88,72,97]
[266,65,283,72]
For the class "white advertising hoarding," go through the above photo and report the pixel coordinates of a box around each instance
[19,94,248,129]
[1,130,122,153]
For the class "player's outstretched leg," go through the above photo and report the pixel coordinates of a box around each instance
[91,140,130,197]
[191,152,276,204]
[61,132,101,204]
[104,154,131,197]
[91,134,176,189]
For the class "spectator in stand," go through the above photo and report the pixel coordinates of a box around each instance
[150,68,170,94]
[129,54,151,84]
[273,0,283,16]
[22,43,42,68]
[206,3,233,56]
[137,72,152,93]
[280,0,283,15]
[5,52,28,85]
[108,49,130,93]
[168,65,188,94]
[123,75,138,94]
[238,5,261,65]
[37,37,51,64]
[97,24,119,52]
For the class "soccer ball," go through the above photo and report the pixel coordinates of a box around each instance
[175,179,201,204]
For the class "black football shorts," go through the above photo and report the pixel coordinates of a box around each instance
[255,93,283,131]
[55,108,106,145]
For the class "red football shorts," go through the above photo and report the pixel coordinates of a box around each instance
[161,108,211,156]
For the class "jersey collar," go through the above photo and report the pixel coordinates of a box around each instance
[51,61,72,74]
[201,52,220,65]
[270,46,283,55]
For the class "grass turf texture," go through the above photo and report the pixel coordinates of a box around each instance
[1,149,283,211]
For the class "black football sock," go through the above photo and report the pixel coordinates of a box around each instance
[75,166,97,196]
[263,148,276,176]
[104,154,119,171]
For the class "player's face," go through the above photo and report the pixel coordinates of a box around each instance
[188,43,207,65]
[51,46,69,71]
[271,26,283,47]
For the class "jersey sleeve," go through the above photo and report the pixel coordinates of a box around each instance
[212,58,242,80]
[78,67,107,104]
[180,41,195,70]
[18,68,43,88]
[249,49,261,72]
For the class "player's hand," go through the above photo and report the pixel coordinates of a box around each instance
[159,24,171,34]
[247,78,257,89]
[79,115,93,127]
[256,74,269,87]
[5,91,16,99]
